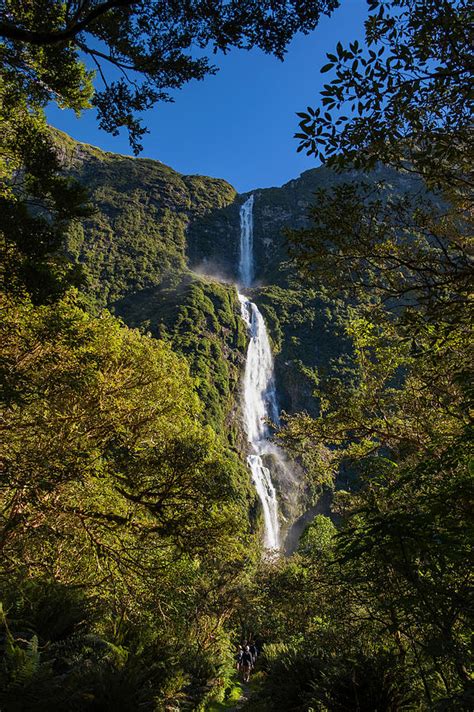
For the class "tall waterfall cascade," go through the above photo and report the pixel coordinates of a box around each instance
[238,194,254,288]
[238,194,281,551]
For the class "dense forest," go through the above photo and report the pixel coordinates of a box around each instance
[1,1,472,710]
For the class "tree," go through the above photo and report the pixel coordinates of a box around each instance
[288,180,471,310]
[0,98,91,302]
[250,2,474,708]
[0,292,255,709]
[244,438,473,710]
[284,1,472,464]
[295,0,473,189]
[1,0,340,152]
[1,293,248,578]
[335,439,474,704]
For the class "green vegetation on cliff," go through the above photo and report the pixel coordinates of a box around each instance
[253,283,351,417]
[56,131,237,308]
[0,119,262,712]
[51,134,251,441]
[115,274,247,435]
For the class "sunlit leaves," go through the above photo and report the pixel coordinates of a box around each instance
[0,294,249,582]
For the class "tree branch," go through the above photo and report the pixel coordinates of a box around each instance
[0,0,140,46]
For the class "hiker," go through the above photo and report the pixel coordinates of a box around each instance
[241,645,253,682]
[249,641,258,665]
[235,645,244,672]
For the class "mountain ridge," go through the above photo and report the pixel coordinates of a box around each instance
[54,128,423,528]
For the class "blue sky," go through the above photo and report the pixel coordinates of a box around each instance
[46,1,369,193]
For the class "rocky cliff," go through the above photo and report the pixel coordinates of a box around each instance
[56,130,353,423]
[55,130,423,533]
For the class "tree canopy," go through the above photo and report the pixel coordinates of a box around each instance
[296,0,472,189]
[1,0,339,151]
[241,2,473,708]
[0,293,256,710]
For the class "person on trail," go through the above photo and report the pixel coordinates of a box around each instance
[249,641,258,665]
[241,645,253,682]
[235,645,244,672]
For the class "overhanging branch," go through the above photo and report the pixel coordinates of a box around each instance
[0,0,140,46]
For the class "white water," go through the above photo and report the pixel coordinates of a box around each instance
[238,194,254,288]
[238,195,281,551]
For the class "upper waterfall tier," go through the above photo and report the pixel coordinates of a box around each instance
[238,194,255,287]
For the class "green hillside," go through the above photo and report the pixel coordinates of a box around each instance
[55,130,237,307]
[55,130,356,422]
[115,274,247,436]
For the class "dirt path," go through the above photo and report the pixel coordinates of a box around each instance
[227,681,251,711]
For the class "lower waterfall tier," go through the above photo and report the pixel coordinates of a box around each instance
[238,291,281,550]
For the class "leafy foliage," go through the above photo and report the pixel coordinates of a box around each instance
[296,0,472,189]
[238,2,474,709]
[243,438,473,709]
[288,180,472,315]
[0,293,256,709]
[1,0,340,152]
[115,273,247,434]
[2,2,472,708]
[0,82,91,302]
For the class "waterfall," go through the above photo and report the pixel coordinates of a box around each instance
[238,195,281,551]
[238,194,254,288]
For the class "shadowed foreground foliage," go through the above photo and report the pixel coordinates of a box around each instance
[0,294,257,710]
[237,1,473,709]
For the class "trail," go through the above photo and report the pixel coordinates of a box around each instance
[227,681,251,711]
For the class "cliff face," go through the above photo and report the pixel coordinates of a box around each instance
[58,130,421,431]
[56,129,237,308]
[55,130,353,424]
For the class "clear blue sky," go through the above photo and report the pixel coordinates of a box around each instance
[46,1,369,193]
